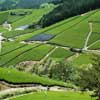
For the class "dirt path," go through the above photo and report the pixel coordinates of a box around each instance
[87,39,100,49]
[0,33,4,53]
[87,49,100,54]
[83,23,93,50]
[0,87,36,95]
[40,46,58,63]
[0,85,67,100]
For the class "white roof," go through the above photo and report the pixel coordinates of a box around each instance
[0,33,5,40]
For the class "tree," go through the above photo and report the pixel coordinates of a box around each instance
[49,61,77,82]
[0,0,56,11]
[39,0,100,27]
[78,54,100,100]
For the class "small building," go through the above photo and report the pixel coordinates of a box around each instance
[15,25,29,31]
[0,33,6,41]
[3,21,12,31]
[70,48,83,53]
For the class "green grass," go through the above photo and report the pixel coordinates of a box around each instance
[3,29,34,38]
[10,91,95,100]
[0,11,9,24]
[0,26,8,32]
[88,41,100,49]
[16,9,100,49]
[72,53,93,67]
[11,8,54,28]
[0,67,73,87]
[50,10,98,48]
[87,22,100,49]
[1,42,25,55]
[50,47,74,60]
[7,14,24,24]
[5,44,54,66]
[0,9,100,68]
[0,43,54,66]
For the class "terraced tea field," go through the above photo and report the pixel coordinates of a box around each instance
[14,9,100,49]
[0,9,100,67]
[0,42,55,66]
[0,5,99,100]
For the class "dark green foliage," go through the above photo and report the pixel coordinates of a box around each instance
[78,54,100,100]
[39,0,100,27]
[0,0,57,11]
[50,61,77,82]
[36,59,77,82]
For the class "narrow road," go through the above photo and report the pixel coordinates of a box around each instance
[87,49,100,54]
[40,46,58,63]
[0,87,36,95]
[83,23,93,50]
[87,39,100,49]
[0,85,67,100]
[0,33,4,53]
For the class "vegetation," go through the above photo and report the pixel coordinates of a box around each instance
[0,11,9,24]
[0,1,100,100]
[10,91,94,100]
[0,44,54,66]
[47,61,77,82]
[39,0,100,27]
[0,0,58,11]
[14,9,100,49]
[0,67,73,87]
[28,59,77,83]
[72,53,93,66]
[11,7,54,28]
[78,54,100,100]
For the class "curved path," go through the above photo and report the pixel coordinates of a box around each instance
[83,23,93,50]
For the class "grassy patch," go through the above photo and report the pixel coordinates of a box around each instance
[50,47,74,59]
[10,91,95,100]
[0,67,73,87]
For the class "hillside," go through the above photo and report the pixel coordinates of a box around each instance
[0,9,100,67]
[0,2,100,100]
[39,0,100,27]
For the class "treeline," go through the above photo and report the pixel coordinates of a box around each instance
[0,0,59,11]
[39,0,100,27]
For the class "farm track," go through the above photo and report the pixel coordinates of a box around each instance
[1,86,65,100]
[0,80,46,89]
[87,39,100,49]
[66,53,80,62]
[83,23,93,50]
[87,49,100,54]
[40,46,58,63]
[32,41,71,62]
